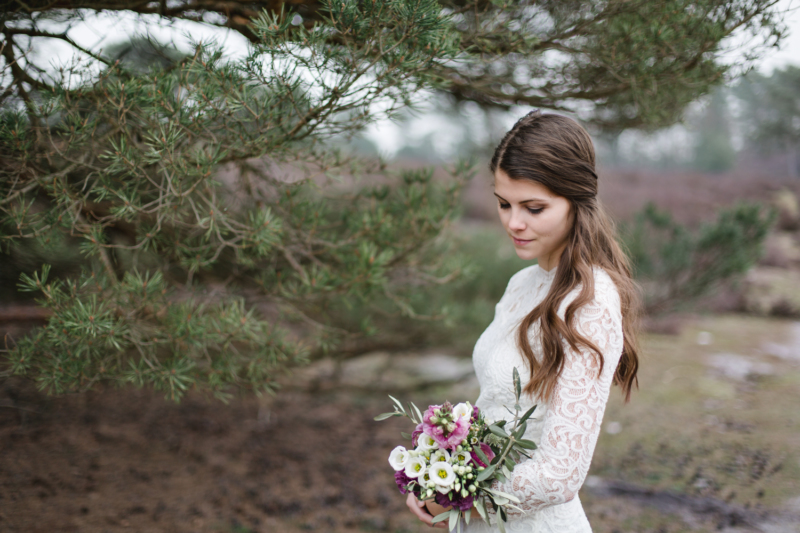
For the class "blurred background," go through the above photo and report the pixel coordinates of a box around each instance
[1,0,800,532]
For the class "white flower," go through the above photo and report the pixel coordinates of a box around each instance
[430,449,451,464]
[417,431,439,451]
[419,470,433,488]
[452,449,472,465]
[453,402,472,422]
[404,456,427,479]
[388,446,410,471]
[429,462,456,493]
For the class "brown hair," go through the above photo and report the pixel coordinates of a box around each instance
[490,110,640,402]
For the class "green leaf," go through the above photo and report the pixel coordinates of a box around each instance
[484,488,521,504]
[474,497,488,521]
[448,509,459,531]
[474,446,489,465]
[411,402,424,424]
[519,404,538,424]
[476,463,497,482]
[497,513,507,533]
[488,424,509,439]
[374,412,401,421]
[388,395,406,413]
[517,439,538,450]
[513,367,521,401]
[464,509,471,525]
[431,511,450,524]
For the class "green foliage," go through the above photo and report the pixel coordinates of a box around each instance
[439,0,784,130]
[0,0,786,131]
[0,0,785,400]
[322,224,529,356]
[622,202,775,313]
[734,64,800,176]
[14,267,297,401]
[692,89,736,173]
[0,1,470,400]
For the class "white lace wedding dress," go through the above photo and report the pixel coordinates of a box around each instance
[464,264,624,532]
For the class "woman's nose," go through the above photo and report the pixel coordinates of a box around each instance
[508,210,526,231]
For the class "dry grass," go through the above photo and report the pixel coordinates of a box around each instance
[591,315,800,515]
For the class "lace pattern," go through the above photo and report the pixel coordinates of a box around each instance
[468,265,623,532]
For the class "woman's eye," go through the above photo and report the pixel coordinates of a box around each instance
[527,207,544,215]
[498,202,510,210]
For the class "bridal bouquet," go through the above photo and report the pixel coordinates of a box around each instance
[375,368,537,533]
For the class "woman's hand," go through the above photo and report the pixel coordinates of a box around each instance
[405,493,448,529]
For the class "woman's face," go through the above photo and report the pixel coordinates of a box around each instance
[493,169,572,270]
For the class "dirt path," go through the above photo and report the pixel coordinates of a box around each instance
[2,315,799,533]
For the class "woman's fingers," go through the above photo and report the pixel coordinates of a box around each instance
[406,493,432,523]
[405,493,448,529]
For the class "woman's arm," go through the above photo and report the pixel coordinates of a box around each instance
[493,274,624,515]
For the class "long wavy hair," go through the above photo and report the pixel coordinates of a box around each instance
[490,110,641,402]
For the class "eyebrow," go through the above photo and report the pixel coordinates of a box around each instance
[493,192,548,204]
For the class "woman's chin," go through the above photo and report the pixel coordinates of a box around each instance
[513,247,538,261]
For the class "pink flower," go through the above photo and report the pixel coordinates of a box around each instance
[422,402,471,450]
[411,423,424,447]
[470,442,495,468]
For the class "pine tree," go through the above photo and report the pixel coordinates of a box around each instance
[0,0,785,399]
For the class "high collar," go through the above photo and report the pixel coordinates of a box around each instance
[536,264,558,287]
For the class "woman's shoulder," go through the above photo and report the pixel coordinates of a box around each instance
[560,266,621,314]
[591,266,618,296]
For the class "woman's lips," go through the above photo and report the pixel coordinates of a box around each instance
[512,236,534,246]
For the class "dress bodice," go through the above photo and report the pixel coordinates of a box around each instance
[473,265,557,444]
[468,264,624,532]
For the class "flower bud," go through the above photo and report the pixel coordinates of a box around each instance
[469,485,476,493]
[466,466,473,473]
[478,466,485,471]
[462,489,469,498]
[467,473,473,479]
[456,445,463,452]
[427,489,434,497]
[455,482,461,491]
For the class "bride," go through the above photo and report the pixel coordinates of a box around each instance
[406,110,641,532]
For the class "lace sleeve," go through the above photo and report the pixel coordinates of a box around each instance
[493,272,624,516]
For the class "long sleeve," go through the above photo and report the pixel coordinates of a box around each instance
[493,273,624,515]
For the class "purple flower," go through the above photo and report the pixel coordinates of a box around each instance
[470,442,495,468]
[470,405,480,423]
[394,470,413,494]
[411,423,424,447]
[435,491,475,512]
[422,402,471,450]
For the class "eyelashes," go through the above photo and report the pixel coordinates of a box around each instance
[498,202,543,215]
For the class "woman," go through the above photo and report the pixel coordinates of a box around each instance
[406,110,640,532]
